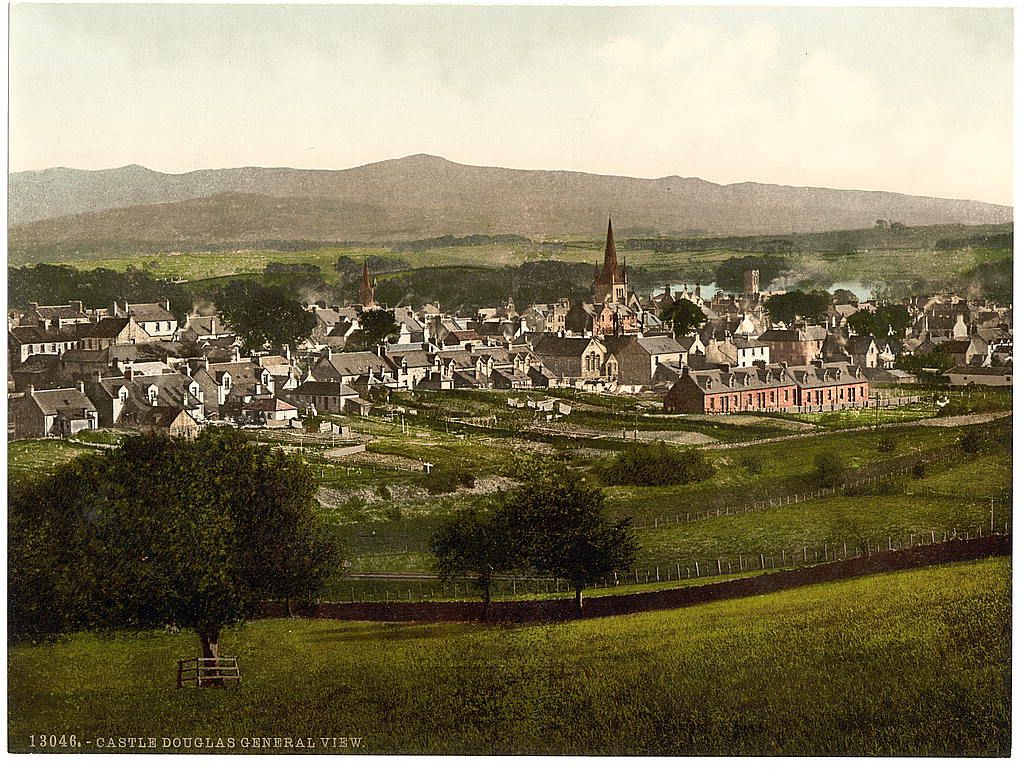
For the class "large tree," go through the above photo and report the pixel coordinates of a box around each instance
[764,289,831,324]
[847,305,912,339]
[430,507,515,616]
[660,297,705,336]
[496,470,637,614]
[8,429,340,673]
[213,280,315,353]
[345,308,400,351]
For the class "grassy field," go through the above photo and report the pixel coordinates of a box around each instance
[8,557,1010,755]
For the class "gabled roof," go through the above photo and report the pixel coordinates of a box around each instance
[30,387,97,416]
[323,351,391,378]
[289,380,359,397]
[126,302,176,323]
[242,397,298,412]
[531,334,602,357]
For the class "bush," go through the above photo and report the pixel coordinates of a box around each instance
[813,450,847,489]
[961,430,983,455]
[739,454,765,474]
[911,462,927,479]
[377,483,392,501]
[380,504,403,523]
[421,468,476,495]
[598,443,715,487]
[877,436,897,453]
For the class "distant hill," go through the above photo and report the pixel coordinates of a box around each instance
[8,154,1013,256]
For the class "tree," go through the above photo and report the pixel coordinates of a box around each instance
[713,255,789,293]
[764,290,831,324]
[813,450,846,489]
[848,305,911,339]
[660,297,705,336]
[430,507,515,615]
[832,288,860,305]
[497,470,638,614]
[598,442,715,486]
[345,308,400,351]
[8,429,341,676]
[213,280,315,353]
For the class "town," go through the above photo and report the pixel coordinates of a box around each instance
[6,220,1012,440]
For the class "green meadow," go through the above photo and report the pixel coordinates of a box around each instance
[8,557,1011,755]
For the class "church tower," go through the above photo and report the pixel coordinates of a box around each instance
[594,218,628,304]
[359,261,376,307]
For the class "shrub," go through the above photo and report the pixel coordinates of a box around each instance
[739,454,765,474]
[813,450,847,489]
[911,462,927,479]
[598,442,715,487]
[877,436,896,453]
[380,504,403,523]
[421,468,476,494]
[960,430,983,455]
[377,483,393,501]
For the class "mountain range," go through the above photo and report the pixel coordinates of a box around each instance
[8,154,1013,254]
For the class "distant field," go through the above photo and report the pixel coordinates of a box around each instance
[8,557,1011,755]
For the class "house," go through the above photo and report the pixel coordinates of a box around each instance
[664,361,869,414]
[530,335,610,383]
[310,350,394,385]
[180,312,234,344]
[757,325,827,365]
[138,406,201,440]
[117,300,178,339]
[733,338,770,369]
[10,354,63,391]
[86,368,205,428]
[76,316,152,351]
[933,338,989,368]
[18,300,92,330]
[944,365,1012,388]
[240,397,300,427]
[8,325,82,364]
[605,335,686,387]
[11,383,99,438]
[665,363,799,414]
[284,380,363,415]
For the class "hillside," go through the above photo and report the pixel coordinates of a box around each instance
[8,155,1012,256]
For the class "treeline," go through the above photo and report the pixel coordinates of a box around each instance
[391,234,533,252]
[372,260,600,313]
[623,237,797,255]
[935,233,1013,250]
[8,264,195,318]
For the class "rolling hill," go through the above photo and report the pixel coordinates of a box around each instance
[8,154,1013,257]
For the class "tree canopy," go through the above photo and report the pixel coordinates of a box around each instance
[660,298,705,336]
[344,308,400,351]
[430,507,515,613]
[9,429,340,657]
[764,290,831,324]
[712,255,789,293]
[213,280,315,353]
[847,305,911,339]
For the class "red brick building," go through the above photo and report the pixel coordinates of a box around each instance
[664,361,869,414]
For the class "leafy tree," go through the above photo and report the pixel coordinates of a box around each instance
[831,288,860,305]
[497,470,637,614]
[764,290,831,324]
[430,507,515,614]
[8,429,340,672]
[847,305,911,339]
[350,308,400,350]
[813,450,847,489]
[213,280,315,353]
[712,255,789,293]
[660,297,705,336]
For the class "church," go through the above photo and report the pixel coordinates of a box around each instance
[566,219,643,336]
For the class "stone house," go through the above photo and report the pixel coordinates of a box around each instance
[11,383,99,438]
[530,335,610,384]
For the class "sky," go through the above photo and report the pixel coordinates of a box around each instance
[7,3,1014,205]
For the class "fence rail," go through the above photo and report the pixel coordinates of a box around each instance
[176,657,242,688]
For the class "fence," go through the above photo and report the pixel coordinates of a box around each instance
[176,657,242,688]
[630,428,1010,531]
[261,535,1010,624]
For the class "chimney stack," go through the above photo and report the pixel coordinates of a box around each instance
[76,380,85,393]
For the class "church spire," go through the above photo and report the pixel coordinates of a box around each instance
[359,261,375,306]
[601,218,618,282]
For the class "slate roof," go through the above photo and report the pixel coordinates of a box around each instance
[323,351,391,378]
[30,387,97,416]
[127,302,176,323]
[530,335,600,357]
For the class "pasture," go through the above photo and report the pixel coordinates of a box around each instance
[7,557,1011,755]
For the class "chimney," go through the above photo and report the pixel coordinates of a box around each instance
[93,370,103,384]
[25,383,34,396]
[71,300,84,314]
[76,380,85,393]
[161,298,171,311]
[28,302,38,312]
[254,382,262,395]
[124,363,134,381]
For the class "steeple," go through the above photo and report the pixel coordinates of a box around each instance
[600,218,619,283]
[359,261,375,307]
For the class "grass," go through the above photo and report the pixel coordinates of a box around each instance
[6,439,100,482]
[7,557,1010,755]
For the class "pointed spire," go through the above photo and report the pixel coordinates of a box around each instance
[361,261,372,290]
[602,217,618,280]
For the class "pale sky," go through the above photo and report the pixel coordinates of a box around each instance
[8,3,1014,204]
